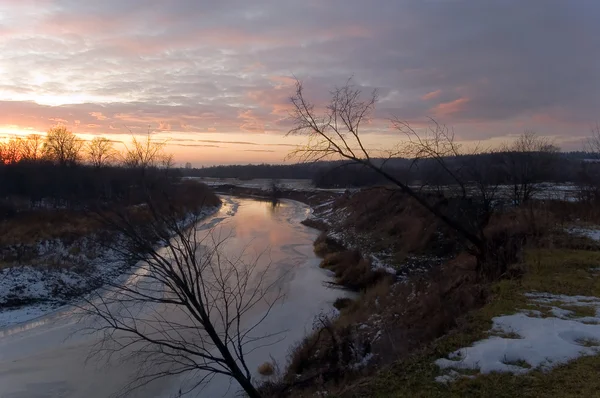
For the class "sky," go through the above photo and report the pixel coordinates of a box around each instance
[0,0,599,165]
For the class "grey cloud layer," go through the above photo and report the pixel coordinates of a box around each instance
[1,0,599,145]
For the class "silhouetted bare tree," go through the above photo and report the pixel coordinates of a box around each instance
[87,137,117,168]
[287,78,485,259]
[586,123,600,158]
[0,138,22,164]
[20,134,44,162]
[123,133,168,169]
[396,119,502,246]
[500,131,559,205]
[579,124,600,203]
[43,125,83,166]
[82,199,283,397]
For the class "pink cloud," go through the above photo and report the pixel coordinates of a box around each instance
[432,97,470,117]
[238,109,265,133]
[90,112,107,121]
[422,90,441,100]
[158,121,171,131]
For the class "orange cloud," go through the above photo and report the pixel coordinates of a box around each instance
[269,75,297,89]
[90,112,107,121]
[158,121,171,131]
[238,109,265,133]
[432,97,470,117]
[422,90,441,100]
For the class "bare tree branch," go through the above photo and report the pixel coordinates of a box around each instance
[79,197,284,397]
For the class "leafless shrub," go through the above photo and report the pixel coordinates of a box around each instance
[500,130,559,205]
[43,125,84,166]
[87,137,118,168]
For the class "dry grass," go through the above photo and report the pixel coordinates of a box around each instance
[329,189,452,258]
[545,198,600,225]
[333,297,354,311]
[0,181,220,247]
[335,240,600,397]
[0,210,102,246]
[258,362,275,376]
[263,257,487,397]
[313,232,344,257]
[264,194,575,396]
[320,251,391,291]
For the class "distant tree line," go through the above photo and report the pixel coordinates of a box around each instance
[0,126,178,216]
[184,150,590,191]
[183,163,317,180]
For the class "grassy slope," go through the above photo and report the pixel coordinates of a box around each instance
[340,247,600,398]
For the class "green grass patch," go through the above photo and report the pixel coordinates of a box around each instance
[500,358,531,369]
[340,248,600,397]
[348,355,600,398]
[559,305,597,318]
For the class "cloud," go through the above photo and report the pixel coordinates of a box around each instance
[422,90,441,101]
[0,0,598,159]
[90,112,107,121]
[432,98,471,118]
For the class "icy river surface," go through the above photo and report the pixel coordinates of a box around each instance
[0,196,345,397]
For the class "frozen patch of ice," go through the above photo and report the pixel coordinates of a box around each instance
[435,292,600,382]
[567,227,600,242]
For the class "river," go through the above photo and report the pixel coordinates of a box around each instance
[0,196,346,397]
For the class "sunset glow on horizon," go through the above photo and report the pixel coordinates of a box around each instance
[1,1,599,165]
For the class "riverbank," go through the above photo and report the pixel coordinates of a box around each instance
[340,230,600,397]
[0,180,220,328]
[0,196,351,398]
[258,189,600,397]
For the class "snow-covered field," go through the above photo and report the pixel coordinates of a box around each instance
[435,292,600,383]
[434,227,600,383]
[0,206,221,329]
[0,238,126,328]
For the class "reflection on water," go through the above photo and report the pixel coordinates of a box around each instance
[0,196,334,398]
[219,197,299,251]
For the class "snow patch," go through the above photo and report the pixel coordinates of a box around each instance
[435,292,600,383]
[0,206,221,329]
[567,227,600,242]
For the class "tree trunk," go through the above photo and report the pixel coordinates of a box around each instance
[189,294,262,398]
